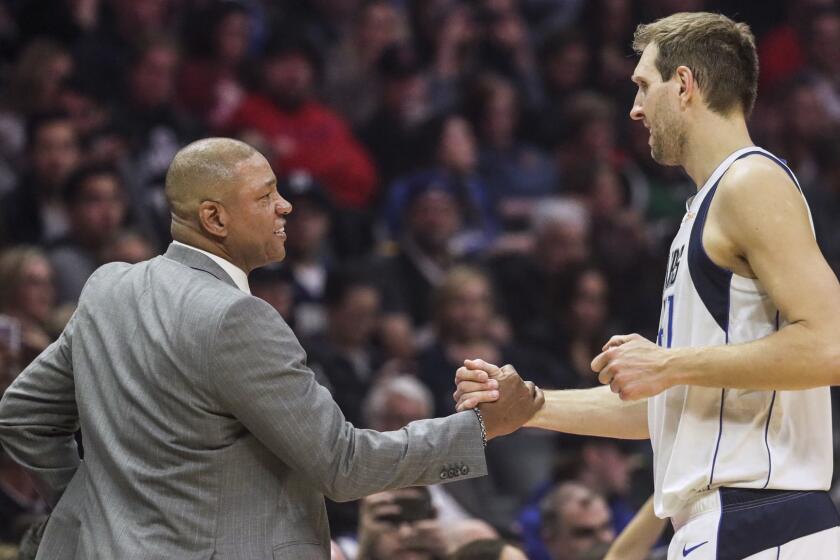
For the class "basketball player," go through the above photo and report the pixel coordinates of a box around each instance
[453,12,840,560]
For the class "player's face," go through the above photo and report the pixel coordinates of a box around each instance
[629,44,686,166]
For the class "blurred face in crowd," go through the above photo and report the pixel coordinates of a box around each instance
[788,83,832,142]
[263,53,315,110]
[69,173,127,247]
[369,488,437,560]
[130,45,179,109]
[570,270,608,336]
[329,285,380,348]
[589,167,624,219]
[358,2,404,55]
[440,275,493,343]
[382,74,429,125]
[284,199,330,260]
[12,256,55,325]
[438,116,477,173]
[536,221,589,276]
[545,488,614,560]
[482,82,518,148]
[216,10,250,65]
[406,189,461,254]
[115,0,169,32]
[584,442,633,497]
[31,120,80,190]
[102,233,154,265]
[545,40,590,93]
[630,43,687,166]
[373,392,430,432]
[809,12,840,75]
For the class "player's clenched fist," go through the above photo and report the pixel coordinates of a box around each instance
[590,333,675,401]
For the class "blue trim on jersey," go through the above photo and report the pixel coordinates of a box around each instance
[762,391,777,489]
[687,179,732,332]
[709,389,726,488]
[716,489,840,560]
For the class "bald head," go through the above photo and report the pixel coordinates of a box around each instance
[165,138,258,221]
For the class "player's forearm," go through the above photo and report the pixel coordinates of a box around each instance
[668,321,840,390]
[525,385,649,439]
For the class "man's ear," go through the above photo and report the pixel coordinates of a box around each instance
[198,201,228,238]
[675,65,696,109]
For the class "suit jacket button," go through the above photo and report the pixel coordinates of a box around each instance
[440,470,448,479]
[448,468,458,478]
[461,465,470,475]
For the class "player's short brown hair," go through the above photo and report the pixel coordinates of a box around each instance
[633,12,759,116]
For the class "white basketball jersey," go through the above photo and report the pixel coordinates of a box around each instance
[648,146,833,518]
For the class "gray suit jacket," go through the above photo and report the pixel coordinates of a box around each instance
[0,243,487,559]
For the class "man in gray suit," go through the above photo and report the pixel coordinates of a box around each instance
[0,138,543,559]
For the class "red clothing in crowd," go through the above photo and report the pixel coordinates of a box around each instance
[225,94,378,209]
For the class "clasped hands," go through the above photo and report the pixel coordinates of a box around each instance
[453,333,674,413]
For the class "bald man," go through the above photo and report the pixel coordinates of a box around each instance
[0,138,542,560]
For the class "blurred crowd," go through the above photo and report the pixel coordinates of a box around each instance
[0,0,839,558]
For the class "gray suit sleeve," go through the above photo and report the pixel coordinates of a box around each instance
[209,297,487,502]
[0,312,80,499]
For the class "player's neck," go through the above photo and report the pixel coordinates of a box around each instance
[682,113,753,189]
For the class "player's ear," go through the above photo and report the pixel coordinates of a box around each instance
[675,65,695,108]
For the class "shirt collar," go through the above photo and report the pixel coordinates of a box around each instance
[172,241,251,294]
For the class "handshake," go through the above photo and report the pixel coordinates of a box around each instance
[451,359,544,441]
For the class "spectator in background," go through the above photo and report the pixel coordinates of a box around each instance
[474,0,542,110]
[225,33,378,210]
[250,265,295,325]
[0,248,56,366]
[487,198,590,355]
[356,487,449,560]
[376,176,466,335]
[801,6,840,123]
[48,165,128,304]
[303,267,384,428]
[277,172,335,337]
[539,482,615,560]
[449,539,527,560]
[0,39,74,170]
[362,374,513,530]
[101,229,155,265]
[533,30,591,148]
[0,450,46,546]
[570,164,660,336]
[385,114,499,255]
[466,74,558,227]
[1,112,80,246]
[550,267,615,388]
[178,0,252,128]
[322,0,409,125]
[359,43,436,187]
[811,139,840,277]
[73,0,174,101]
[117,35,203,244]
[418,266,558,523]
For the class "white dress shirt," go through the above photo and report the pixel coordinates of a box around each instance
[172,241,251,294]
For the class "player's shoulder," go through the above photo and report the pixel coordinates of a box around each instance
[716,151,800,207]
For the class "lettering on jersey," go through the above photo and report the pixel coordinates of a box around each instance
[664,245,685,289]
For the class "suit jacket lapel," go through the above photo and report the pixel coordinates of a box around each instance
[163,243,239,290]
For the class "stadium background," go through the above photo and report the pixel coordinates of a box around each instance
[0,0,838,558]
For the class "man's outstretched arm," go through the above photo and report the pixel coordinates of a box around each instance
[454,360,649,440]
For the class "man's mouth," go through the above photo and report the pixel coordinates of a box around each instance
[274,226,286,238]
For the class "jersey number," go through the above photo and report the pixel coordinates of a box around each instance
[657,295,675,348]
